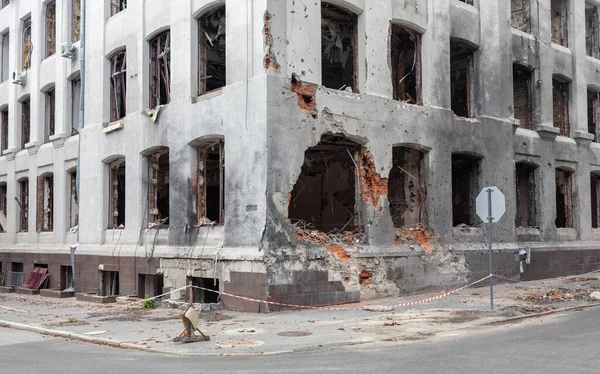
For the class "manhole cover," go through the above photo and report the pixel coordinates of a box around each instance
[217,339,263,348]
[278,331,313,337]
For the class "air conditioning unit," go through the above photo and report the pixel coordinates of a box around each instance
[61,42,77,59]
[11,70,26,86]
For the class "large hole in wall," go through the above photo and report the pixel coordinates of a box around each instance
[515,162,537,228]
[591,172,600,229]
[321,3,357,92]
[552,77,570,137]
[555,168,574,229]
[390,25,422,104]
[513,64,534,130]
[388,146,427,228]
[451,154,481,227]
[289,134,361,232]
[450,40,476,118]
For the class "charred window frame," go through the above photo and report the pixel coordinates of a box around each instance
[71,76,81,135]
[1,107,8,154]
[0,183,6,233]
[511,0,532,33]
[390,25,422,105]
[21,98,30,149]
[109,50,126,122]
[451,154,481,227]
[588,90,600,142]
[36,174,53,232]
[552,77,570,137]
[72,0,81,43]
[586,3,599,58]
[551,0,568,47]
[450,41,476,118]
[515,163,538,228]
[110,0,127,16]
[147,149,169,227]
[149,32,171,109]
[196,140,224,225]
[45,1,56,58]
[108,159,125,229]
[22,17,31,70]
[513,64,534,130]
[69,170,78,229]
[321,3,358,92]
[388,146,428,228]
[17,178,28,232]
[198,6,226,96]
[555,168,573,229]
[1,32,9,82]
[44,88,55,143]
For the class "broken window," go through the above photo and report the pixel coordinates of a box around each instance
[22,17,31,70]
[515,163,537,228]
[321,3,357,92]
[451,154,481,227]
[45,1,56,58]
[37,174,53,232]
[1,1,9,9]
[21,99,30,149]
[1,107,7,154]
[450,41,476,118]
[71,76,81,135]
[72,0,81,43]
[511,0,531,33]
[108,158,125,229]
[198,6,226,96]
[148,149,169,227]
[555,168,573,228]
[390,25,422,104]
[99,270,119,296]
[44,88,55,143]
[588,90,599,142]
[137,274,164,298]
[69,171,78,229]
[110,0,127,16]
[592,173,600,228]
[17,178,28,232]
[459,0,474,5]
[196,141,224,225]
[289,134,360,232]
[188,277,219,303]
[1,32,9,82]
[587,4,599,58]
[388,146,427,228]
[149,32,170,109]
[0,183,6,233]
[551,0,568,47]
[513,64,534,130]
[109,51,126,121]
[552,77,570,137]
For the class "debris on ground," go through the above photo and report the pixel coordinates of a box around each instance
[47,317,89,327]
[518,288,591,304]
[503,305,556,315]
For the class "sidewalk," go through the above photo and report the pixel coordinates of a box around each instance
[1,273,599,356]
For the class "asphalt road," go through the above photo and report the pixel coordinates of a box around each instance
[1,306,599,374]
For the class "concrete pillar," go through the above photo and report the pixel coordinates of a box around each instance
[532,0,554,128]
[359,0,392,98]
[421,0,450,109]
[569,0,588,135]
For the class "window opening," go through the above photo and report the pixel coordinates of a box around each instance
[587,4,599,58]
[388,146,427,228]
[555,169,573,228]
[99,270,119,296]
[513,65,534,130]
[72,0,81,42]
[196,141,224,225]
[588,90,599,142]
[149,32,171,109]
[71,77,81,135]
[110,0,127,16]
[109,159,125,229]
[9,262,24,287]
[37,175,53,232]
[21,99,30,149]
[551,0,568,47]
[137,274,164,298]
[450,41,476,118]
[1,32,9,82]
[44,89,55,143]
[511,0,531,33]
[69,171,78,229]
[552,77,570,137]
[391,25,422,104]
[1,108,8,154]
[451,154,481,227]
[198,6,226,96]
[17,179,28,232]
[289,134,361,232]
[22,17,31,70]
[110,51,126,121]
[1,1,10,9]
[321,3,357,92]
[459,0,474,4]
[148,149,169,227]
[0,183,6,233]
[515,163,537,228]
[187,276,219,303]
[60,265,74,291]
[45,1,56,58]
[592,173,600,229]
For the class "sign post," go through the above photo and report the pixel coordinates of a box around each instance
[476,186,506,311]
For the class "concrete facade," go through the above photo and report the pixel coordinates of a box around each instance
[2,0,600,310]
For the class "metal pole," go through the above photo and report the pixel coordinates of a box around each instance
[487,188,494,311]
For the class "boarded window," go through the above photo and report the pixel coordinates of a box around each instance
[551,0,568,47]
[110,0,127,16]
[388,146,427,228]
[37,175,53,232]
[45,1,56,58]
[1,32,9,82]
[22,17,31,70]
[72,0,81,42]
[71,76,81,135]
[588,90,599,142]
[451,154,481,227]
[69,171,78,229]
[148,149,169,227]
[99,270,119,296]
[0,183,6,233]
[289,134,360,232]
[108,158,125,229]
[198,6,226,96]
[515,163,537,227]
[592,173,600,229]
[555,169,573,228]
[196,141,224,225]
[18,179,28,232]
[450,41,476,118]
[513,65,534,130]
[552,77,570,136]
[44,89,55,143]
[321,3,357,92]
[109,51,126,121]
[1,108,8,154]
[390,25,422,105]
[512,0,531,33]
[21,99,30,149]
[149,32,171,109]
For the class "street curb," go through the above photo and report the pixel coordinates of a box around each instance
[482,303,600,326]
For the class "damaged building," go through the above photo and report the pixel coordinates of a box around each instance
[2,1,600,311]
